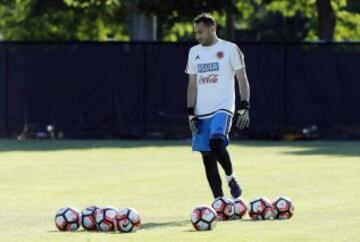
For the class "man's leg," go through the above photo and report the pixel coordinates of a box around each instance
[209,113,242,198]
[192,118,223,198]
[201,151,223,199]
[209,136,242,198]
[209,136,233,176]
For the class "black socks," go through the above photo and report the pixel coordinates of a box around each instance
[201,151,224,198]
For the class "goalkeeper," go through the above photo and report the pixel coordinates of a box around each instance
[185,13,250,199]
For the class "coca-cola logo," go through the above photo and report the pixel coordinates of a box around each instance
[199,74,219,84]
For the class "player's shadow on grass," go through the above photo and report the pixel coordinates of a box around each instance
[141,220,190,230]
[232,141,360,157]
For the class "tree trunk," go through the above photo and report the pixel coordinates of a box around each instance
[226,11,235,41]
[225,0,237,41]
[129,1,157,41]
[316,0,336,41]
[130,14,157,41]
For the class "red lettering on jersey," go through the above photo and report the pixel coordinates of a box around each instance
[199,74,219,84]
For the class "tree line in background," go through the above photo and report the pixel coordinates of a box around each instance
[0,0,359,41]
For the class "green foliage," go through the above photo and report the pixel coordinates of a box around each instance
[232,1,314,41]
[0,0,128,41]
[0,0,359,41]
[161,10,227,41]
[64,0,120,8]
[136,0,236,41]
[335,10,360,41]
[264,0,360,40]
[145,0,359,41]
[265,0,317,18]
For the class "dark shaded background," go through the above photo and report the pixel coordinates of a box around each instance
[0,42,359,139]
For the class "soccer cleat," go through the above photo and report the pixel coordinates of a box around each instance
[228,178,242,198]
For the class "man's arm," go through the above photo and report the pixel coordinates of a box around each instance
[187,74,198,135]
[187,74,197,108]
[235,68,250,102]
[235,67,250,130]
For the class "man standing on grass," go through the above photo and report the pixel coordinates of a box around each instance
[185,13,250,199]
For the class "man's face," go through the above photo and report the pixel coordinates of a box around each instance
[194,22,215,46]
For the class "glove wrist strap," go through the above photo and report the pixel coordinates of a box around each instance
[240,101,250,110]
[187,107,195,116]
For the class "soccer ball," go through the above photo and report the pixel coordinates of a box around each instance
[116,208,141,233]
[211,197,235,220]
[95,207,118,232]
[233,197,248,219]
[81,205,100,231]
[248,197,273,220]
[55,206,81,231]
[272,196,295,219]
[191,205,217,231]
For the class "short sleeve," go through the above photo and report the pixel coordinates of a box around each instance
[230,44,245,71]
[185,49,196,74]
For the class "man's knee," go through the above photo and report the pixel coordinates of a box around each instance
[201,151,212,159]
[201,151,216,167]
[209,136,226,153]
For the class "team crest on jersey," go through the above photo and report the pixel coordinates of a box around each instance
[195,55,200,60]
[216,51,224,59]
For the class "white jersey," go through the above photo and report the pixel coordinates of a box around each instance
[185,39,245,118]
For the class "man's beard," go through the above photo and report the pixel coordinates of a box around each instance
[201,38,214,46]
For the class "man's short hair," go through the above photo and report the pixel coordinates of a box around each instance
[193,13,216,27]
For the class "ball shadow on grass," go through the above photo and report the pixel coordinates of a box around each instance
[141,220,190,230]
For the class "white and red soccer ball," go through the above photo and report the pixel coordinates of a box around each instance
[55,206,81,231]
[81,205,99,231]
[191,205,218,231]
[94,207,118,232]
[272,196,294,219]
[248,197,274,220]
[211,197,235,220]
[116,208,141,233]
[233,197,248,219]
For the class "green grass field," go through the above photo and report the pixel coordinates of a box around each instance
[0,140,359,242]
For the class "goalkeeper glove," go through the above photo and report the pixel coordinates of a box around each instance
[236,101,250,130]
[187,107,198,135]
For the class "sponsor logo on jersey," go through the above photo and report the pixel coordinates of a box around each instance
[197,62,219,73]
[199,74,219,84]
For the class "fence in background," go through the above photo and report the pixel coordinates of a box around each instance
[0,42,359,139]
